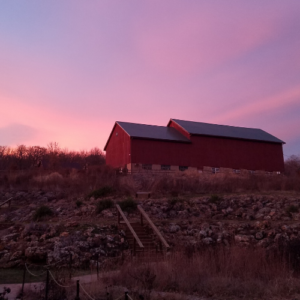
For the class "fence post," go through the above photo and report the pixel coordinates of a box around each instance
[96,254,99,279]
[45,269,49,300]
[69,252,72,279]
[125,291,128,300]
[21,264,26,299]
[106,286,110,300]
[75,280,80,300]
[140,213,143,226]
[133,239,136,256]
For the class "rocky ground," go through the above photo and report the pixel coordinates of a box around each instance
[0,190,300,269]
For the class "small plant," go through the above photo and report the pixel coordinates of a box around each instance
[168,198,183,206]
[170,190,179,197]
[96,199,114,214]
[286,205,299,214]
[88,186,113,199]
[76,200,83,208]
[209,194,221,204]
[33,205,54,221]
[118,197,137,213]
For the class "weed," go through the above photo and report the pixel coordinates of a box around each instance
[88,186,114,199]
[76,200,83,208]
[168,198,183,206]
[118,197,137,213]
[96,199,114,214]
[170,191,179,197]
[33,205,54,221]
[286,205,299,214]
[113,246,299,299]
[209,194,221,203]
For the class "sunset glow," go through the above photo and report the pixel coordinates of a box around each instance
[1,1,300,156]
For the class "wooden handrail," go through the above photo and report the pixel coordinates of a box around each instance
[116,204,144,249]
[0,197,13,208]
[137,205,170,250]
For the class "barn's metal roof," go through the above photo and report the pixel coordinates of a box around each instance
[117,121,191,143]
[170,119,285,144]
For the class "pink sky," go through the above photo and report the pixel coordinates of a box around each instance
[0,1,300,157]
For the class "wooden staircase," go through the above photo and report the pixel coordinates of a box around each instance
[116,204,169,258]
[125,222,158,257]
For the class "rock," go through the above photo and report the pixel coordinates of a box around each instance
[169,224,181,233]
[235,235,251,243]
[101,209,113,217]
[0,214,8,222]
[66,221,79,228]
[106,235,114,242]
[202,237,213,245]
[39,197,48,203]
[198,230,207,238]
[255,232,264,240]
[10,251,23,261]
[25,247,47,261]
[1,233,19,242]
[60,232,69,237]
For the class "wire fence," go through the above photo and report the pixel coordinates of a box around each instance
[13,261,138,300]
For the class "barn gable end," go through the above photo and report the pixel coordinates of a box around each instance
[104,123,131,168]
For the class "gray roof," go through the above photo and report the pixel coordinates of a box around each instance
[117,121,191,143]
[171,119,285,144]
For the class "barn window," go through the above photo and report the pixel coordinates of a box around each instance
[161,164,171,170]
[142,164,152,170]
[212,167,220,174]
[179,166,188,171]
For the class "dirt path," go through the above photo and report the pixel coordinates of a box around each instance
[0,271,118,300]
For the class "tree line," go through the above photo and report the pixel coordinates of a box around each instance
[0,142,105,171]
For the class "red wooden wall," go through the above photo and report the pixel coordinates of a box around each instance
[105,123,131,168]
[130,135,284,172]
[131,138,191,166]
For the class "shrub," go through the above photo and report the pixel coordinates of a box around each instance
[118,197,137,213]
[168,198,183,206]
[170,190,179,197]
[286,205,299,214]
[209,194,221,203]
[96,199,114,214]
[76,200,83,208]
[88,186,113,199]
[33,205,54,221]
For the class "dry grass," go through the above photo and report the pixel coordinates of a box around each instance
[148,172,300,195]
[109,246,300,300]
[0,168,299,199]
[0,165,119,196]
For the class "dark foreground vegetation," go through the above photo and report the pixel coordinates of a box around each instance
[112,245,300,300]
[7,245,300,300]
[1,145,300,299]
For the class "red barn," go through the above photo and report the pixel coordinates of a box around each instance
[104,119,285,174]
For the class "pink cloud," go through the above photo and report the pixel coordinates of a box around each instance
[134,5,281,76]
[213,86,300,125]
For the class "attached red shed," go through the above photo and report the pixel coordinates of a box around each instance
[104,119,285,173]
